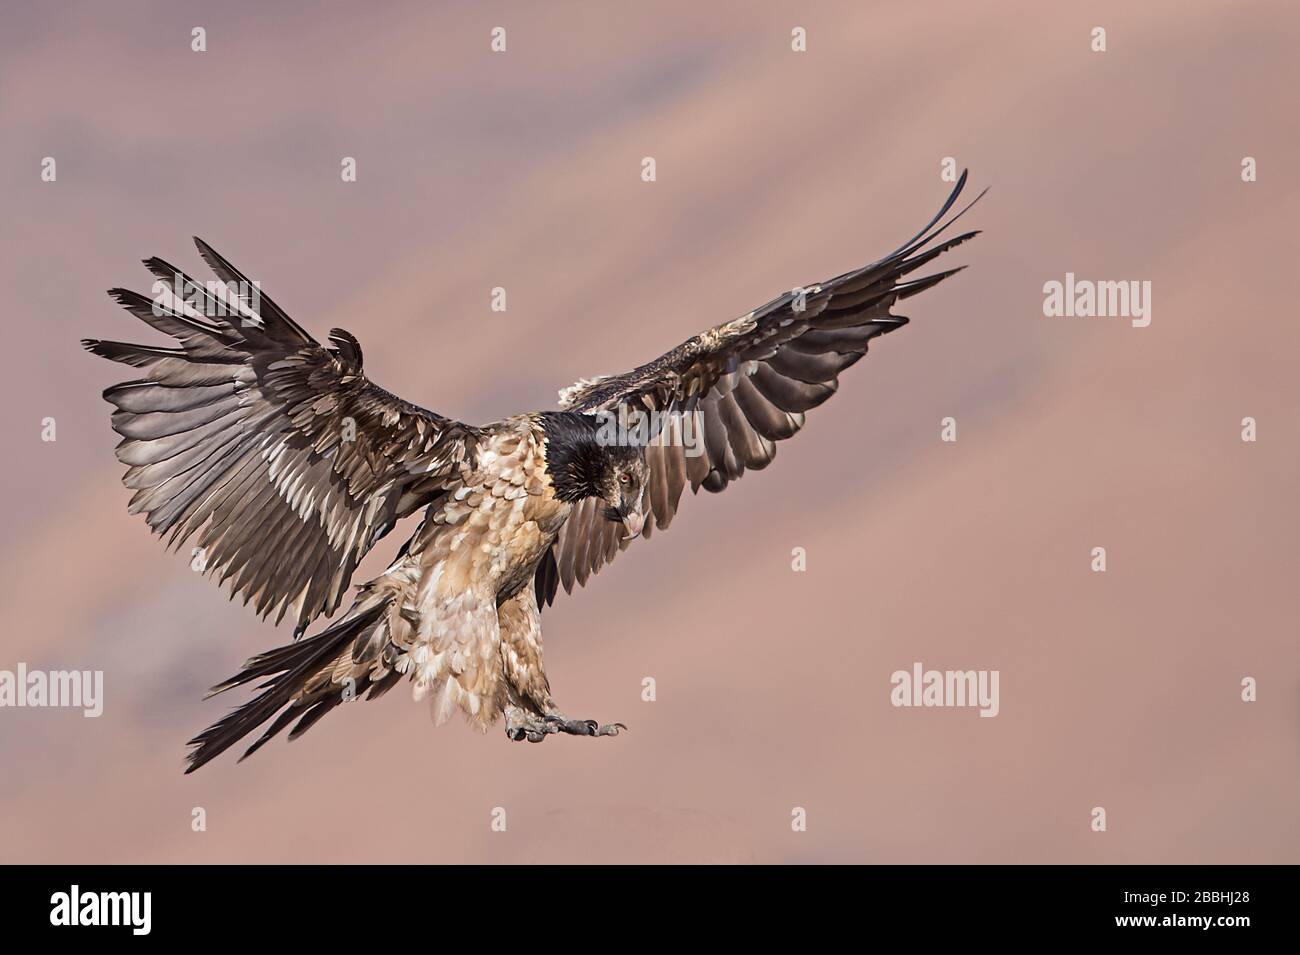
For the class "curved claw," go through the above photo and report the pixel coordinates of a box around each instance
[543,712,627,738]
[507,708,627,742]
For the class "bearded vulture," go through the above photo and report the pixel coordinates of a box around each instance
[83,172,983,771]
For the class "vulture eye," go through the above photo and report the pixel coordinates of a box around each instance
[619,472,631,485]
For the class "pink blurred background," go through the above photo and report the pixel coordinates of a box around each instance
[1,0,1296,863]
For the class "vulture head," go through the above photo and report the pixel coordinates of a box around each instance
[541,411,648,538]
[596,445,649,540]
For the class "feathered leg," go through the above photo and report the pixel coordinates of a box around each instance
[497,586,625,743]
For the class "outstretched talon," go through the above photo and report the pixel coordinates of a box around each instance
[503,705,625,743]
[545,712,626,738]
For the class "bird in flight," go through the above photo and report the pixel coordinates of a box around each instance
[84,172,982,771]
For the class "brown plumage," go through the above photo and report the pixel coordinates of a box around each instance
[82,172,983,771]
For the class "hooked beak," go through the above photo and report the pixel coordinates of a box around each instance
[621,507,646,540]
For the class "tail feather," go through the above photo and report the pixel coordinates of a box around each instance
[185,600,389,773]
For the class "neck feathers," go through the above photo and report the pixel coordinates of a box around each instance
[539,412,606,503]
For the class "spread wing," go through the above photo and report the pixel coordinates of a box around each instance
[536,171,983,606]
[84,239,480,635]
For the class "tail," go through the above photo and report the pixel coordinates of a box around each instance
[185,598,398,773]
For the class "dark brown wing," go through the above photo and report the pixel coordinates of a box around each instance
[84,238,479,635]
[538,172,983,605]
